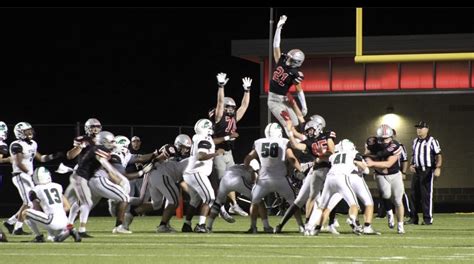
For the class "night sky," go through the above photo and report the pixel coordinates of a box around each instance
[0,7,472,126]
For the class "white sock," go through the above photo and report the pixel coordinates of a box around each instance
[387,210,394,217]
[262,218,270,228]
[198,216,207,225]
[398,222,404,228]
[78,227,86,233]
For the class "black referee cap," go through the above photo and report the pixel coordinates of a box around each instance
[415,121,429,128]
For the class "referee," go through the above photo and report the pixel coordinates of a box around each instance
[407,121,442,225]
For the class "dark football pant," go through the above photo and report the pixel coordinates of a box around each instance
[411,168,434,224]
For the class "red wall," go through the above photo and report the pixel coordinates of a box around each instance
[263,57,472,93]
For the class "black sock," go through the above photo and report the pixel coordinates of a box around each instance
[328,210,337,225]
[185,206,197,222]
[159,221,167,226]
[364,222,370,227]
[116,220,123,227]
[279,204,299,228]
[130,205,139,216]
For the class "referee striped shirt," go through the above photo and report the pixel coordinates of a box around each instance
[411,136,442,170]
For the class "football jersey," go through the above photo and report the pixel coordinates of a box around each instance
[329,150,364,175]
[213,115,237,151]
[269,54,304,96]
[185,134,215,176]
[371,139,402,175]
[253,137,289,180]
[76,145,111,180]
[10,139,37,175]
[31,182,67,218]
[308,129,336,168]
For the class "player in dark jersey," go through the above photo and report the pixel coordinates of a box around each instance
[210,73,252,217]
[66,118,102,238]
[365,124,405,234]
[274,116,336,233]
[268,15,307,137]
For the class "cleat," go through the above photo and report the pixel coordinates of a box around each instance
[70,229,82,242]
[333,219,340,228]
[421,221,432,225]
[112,225,132,234]
[263,226,274,234]
[299,225,305,233]
[328,224,340,235]
[352,225,363,236]
[78,232,93,238]
[181,223,193,233]
[13,228,31,235]
[3,222,14,234]
[273,224,282,234]
[229,204,248,216]
[219,206,235,223]
[363,225,381,235]
[397,227,405,234]
[157,224,176,233]
[304,228,319,236]
[32,234,45,243]
[193,224,209,233]
[54,229,71,242]
[245,226,258,234]
[405,218,419,225]
[387,214,395,229]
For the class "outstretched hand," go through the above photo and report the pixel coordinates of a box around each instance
[277,15,287,28]
[242,77,252,91]
[217,72,229,86]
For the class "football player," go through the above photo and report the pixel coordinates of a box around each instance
[181,119,224,233]
[23,167,81,242]
[268,15,307,137]
[66,118,102,238]
[243,123,305,233]
[365,124,405,234]
[5,122,62,235]
[211,73,252,217]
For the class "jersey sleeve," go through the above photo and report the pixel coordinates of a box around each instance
[10,143,23,155]
[197,140,212,153]
[109,154,121,164]
[386,141,402,156]
[431,138,442,155]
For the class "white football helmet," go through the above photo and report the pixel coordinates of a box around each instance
[14,122,34,140]
[304,120,321,138]
[95,131,115,150]
[376,124,394,138]
[264,123,283,138]
[286,49,305,68]
[0,121,7,140]
[114,135,130,153]
[224,97,237,117]
[174,134,192,155]
[32,167,52,185]
[309,115,326,135]
[335,139,356,153]
[85,118,102,136]
[194,119,214,136]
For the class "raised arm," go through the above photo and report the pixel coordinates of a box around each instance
[235,77,252,122]
[273,15,287,63]
[215,72,229,123]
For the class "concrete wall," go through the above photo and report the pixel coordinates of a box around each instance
[260,93,474,190]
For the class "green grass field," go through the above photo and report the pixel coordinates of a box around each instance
[2,214,474,263]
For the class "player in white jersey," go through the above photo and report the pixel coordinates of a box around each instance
[243,123,305,233]
[182,119,224,233]
[23,167,81,242]
[108,135,156,230]
[0,121,10,240]
[5,122,62,235]
[305,139,372,236]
